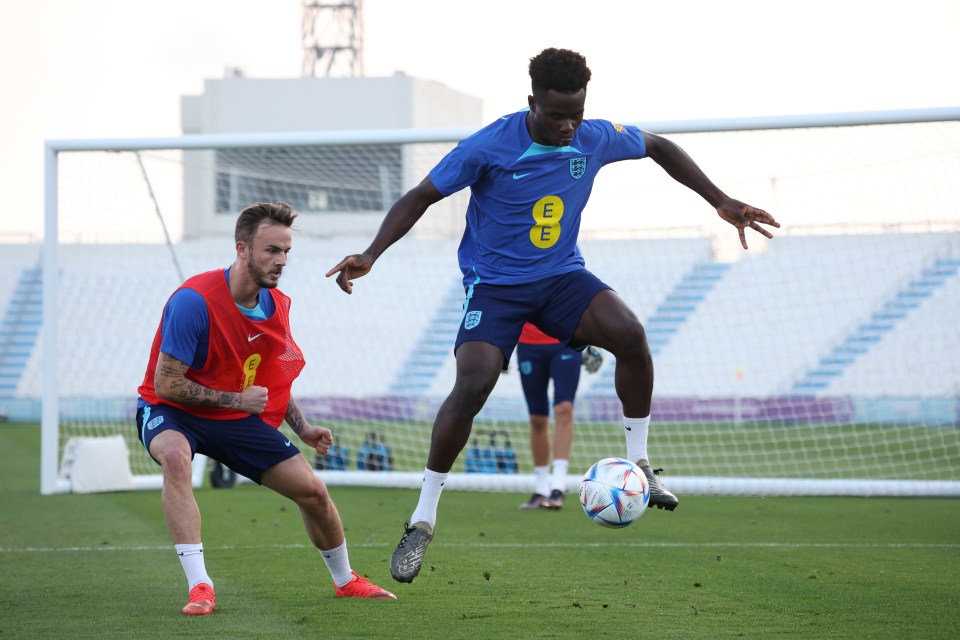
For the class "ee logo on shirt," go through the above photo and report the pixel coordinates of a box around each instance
[529,195,564,248]
[242,353,262,390]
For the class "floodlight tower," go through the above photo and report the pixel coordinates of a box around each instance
[302,0,364,77]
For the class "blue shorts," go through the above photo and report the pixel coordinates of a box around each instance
[456,270,611,363]
[517,342,582,415]
[136,403,301,484]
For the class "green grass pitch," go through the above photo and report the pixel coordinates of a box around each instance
[1,423,958,639]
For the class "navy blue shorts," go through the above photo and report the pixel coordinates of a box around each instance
[456,270,611,363]
[517,342,582,416]
[136,403,301,484]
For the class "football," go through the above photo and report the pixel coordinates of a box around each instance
[579,457,650,528]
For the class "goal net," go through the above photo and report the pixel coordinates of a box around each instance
[36,109,960,496]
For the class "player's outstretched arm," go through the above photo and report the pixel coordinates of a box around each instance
[325,177,445,293]
[642,131,780,249]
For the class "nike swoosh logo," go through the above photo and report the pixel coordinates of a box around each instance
[560,354,574,360]
[512,171,532,180]
[248,333,266,342]
[284,440,292,447]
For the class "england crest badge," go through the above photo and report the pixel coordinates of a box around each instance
[569,157,586,179]
[464,310,482,330]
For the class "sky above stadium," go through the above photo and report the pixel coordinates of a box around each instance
[2,0,959,239]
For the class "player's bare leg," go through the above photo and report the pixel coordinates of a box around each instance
[575,290,678,511]
[149,430,215,614]
[425,341,503,471]
[544,401,574,509]
[262,455,345,550]
[262,455,396,599]
[151,431,202,544]
[520,414,551,509]
[392,341,502,583]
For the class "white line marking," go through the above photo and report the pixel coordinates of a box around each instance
[2,541,957,553]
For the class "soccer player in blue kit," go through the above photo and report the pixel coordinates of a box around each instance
[326,48,780,584]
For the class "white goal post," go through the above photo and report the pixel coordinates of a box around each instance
[38,107,960,496]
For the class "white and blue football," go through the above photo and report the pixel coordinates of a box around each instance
[579,457,650,528]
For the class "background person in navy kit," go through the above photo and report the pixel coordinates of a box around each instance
[515,321,590,510]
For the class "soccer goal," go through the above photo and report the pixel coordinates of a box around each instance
[38,107,960,496]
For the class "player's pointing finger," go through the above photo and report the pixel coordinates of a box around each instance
[325,258,350,278]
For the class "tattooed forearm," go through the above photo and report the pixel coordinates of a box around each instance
[285,398,308,435]
[169,379,239,408]
[156,354,240,409]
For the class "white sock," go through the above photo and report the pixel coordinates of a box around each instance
[551,459,569,493]
[320,540,354,588]
[624,415,651,464]
[410,468,448,529]
[175,543,212,590]
[534,465,550,496]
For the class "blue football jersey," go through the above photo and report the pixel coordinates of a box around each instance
[429,110,647,286]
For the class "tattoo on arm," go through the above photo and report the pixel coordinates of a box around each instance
[156,353,241,409]
[285,398,309,435]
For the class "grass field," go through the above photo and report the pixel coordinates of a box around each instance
[2,423,959,639]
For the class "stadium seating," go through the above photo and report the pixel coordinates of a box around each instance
[1,232,958,402]
[648,233,959,397]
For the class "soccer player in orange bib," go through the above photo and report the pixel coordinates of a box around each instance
[137,202,396,615]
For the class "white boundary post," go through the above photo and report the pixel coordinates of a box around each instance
[40,144,61,495]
